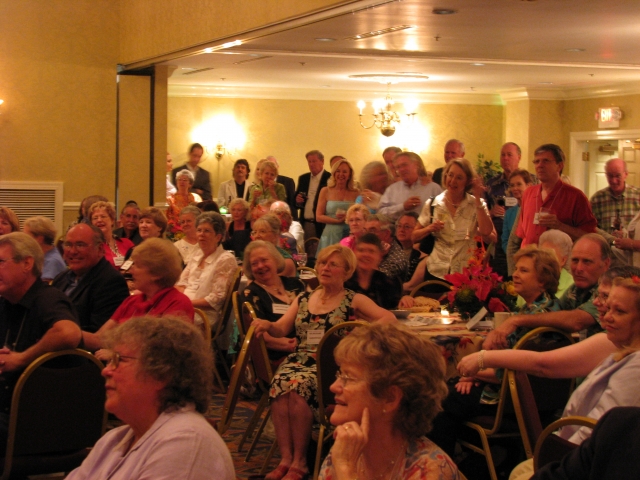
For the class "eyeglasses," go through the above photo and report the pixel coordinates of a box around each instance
[62,242,92,251]
[107,351,138,368]
[335,370,362,387]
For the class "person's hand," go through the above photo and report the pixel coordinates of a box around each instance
[94,349,112,362]
[403,196,422,211]
[470,176,486,198]
[295,193,306,204]
[398,295,415,308]
[613,237,635,251]
[538,213,559,229]
[331,408,370,479]
[482,320,516,350]
[251,319,272,337]
[336,211,346,222]
[429,220,445,233]
[457,352,481,377]
[287,338,297,352]
[454,376,478,395]
[0,348,26,374]
[612,229,625,239]
[490,205,506,217]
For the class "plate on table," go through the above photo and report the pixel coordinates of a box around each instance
[391,309,410,319]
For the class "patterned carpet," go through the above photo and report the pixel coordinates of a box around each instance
[207,392,278,479]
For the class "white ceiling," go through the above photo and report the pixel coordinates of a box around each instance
[159,0,640,102]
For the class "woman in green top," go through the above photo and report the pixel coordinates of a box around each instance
[249,160,286,206]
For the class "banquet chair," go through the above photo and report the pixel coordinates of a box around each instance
[211,266,243,391]
[193,307,212,344]
[533,416,596,471]
[409,280,451,301]
[314,321,367,479]
[232,291,244,339]
[304,237,320,267]
[457,326,574,480]
[0,349,106,480]
[297,266,319,290]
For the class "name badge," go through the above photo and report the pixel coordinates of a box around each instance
[505,196,518,207]
[306,328,325,345]
[272,303,289,315]
[120,260,133,271]
[114,256,124,267]
[533,212,540,225]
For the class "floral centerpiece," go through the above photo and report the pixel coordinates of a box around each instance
[444,240,517,319]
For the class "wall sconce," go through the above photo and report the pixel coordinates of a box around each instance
[215,143,226,159]
[357,84,417,137]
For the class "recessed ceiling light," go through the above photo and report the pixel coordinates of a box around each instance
[432,8,457,15]
[204,48,213,53]
[315,38,336,42]
[349,74,429,84]
[470,63,485,66]
[566,48,586,52]
[221,40,242,49]
[538,82,553,85]
[346,25,413,41]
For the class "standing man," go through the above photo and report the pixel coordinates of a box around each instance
[217,159,253,208]
[295,150,331,240]
[266,156,297,219]
[590,158,640,244]
[113,201,142,246]
[485,142,525,278]
[378,152,442,222]
[382,146,403,183]
[432,139,465,186]
[171,142,212,200]
[0,233,81,447]
[515,144,597,248]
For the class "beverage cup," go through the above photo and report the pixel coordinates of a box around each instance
[493,312,511,328]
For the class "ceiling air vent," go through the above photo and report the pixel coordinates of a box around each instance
[182,67,215,75]
[233,56,272,65]
[345,25,413,40]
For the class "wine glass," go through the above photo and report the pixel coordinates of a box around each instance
[294,253,308,267]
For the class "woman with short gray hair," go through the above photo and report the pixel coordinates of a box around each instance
[23,216,66,281]
[166,169,202,240]
[176,212,238,334]
[173,205,201,264]
[539,229,574,299]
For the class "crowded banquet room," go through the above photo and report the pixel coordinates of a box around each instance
[4,1,640,479]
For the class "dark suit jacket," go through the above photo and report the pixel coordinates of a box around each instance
[277,175,298,220]
[433,167,444,187]
[533,407,640,480]
[51,257,130,333]
[113,227,143,246]
[295,170,331,237]
[171,165,212,200]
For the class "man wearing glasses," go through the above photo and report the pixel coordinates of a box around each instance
[0,232,82,449]
[52,224,129,334]
[590,158,640,246]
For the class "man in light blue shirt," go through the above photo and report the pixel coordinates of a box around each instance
[378,151,442,222]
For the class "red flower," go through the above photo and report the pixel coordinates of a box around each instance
[488,297,508,313]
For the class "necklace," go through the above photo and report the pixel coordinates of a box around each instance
[445,193,462,208]
[257,281,285,296]
[357,440,407,480]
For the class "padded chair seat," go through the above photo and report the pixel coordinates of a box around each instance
[1,448,89,479]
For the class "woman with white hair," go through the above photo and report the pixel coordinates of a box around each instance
[539,229,574,299]
[23,216,66,282]
[166,169,202,239]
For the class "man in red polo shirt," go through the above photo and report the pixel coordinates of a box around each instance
[515,144,596,248]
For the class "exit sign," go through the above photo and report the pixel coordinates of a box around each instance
[598,107,623,128]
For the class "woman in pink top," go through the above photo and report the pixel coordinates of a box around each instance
[339,204,370,251]
[89,201,134,269]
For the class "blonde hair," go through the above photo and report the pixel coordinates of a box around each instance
[443,158,477,193]
[131,237,182,288]
[89,201,117,224]
[328,159,357,191]
[0,207,20,232]
[345,204,370,222]
[513,244,560,295]
[315,245,356,281]
[611,277,640,360]
[243,240,286,280]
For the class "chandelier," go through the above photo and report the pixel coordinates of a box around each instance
[357,84,417,137]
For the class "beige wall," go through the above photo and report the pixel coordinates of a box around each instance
[0,1,120,228]
[119,0,345,64]
[167,97,504,196]
[563,93,640,134]
[504,99,530,165]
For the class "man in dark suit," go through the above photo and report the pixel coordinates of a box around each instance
[112,201,143,245]
[295,150,332,240]
[267,156,298,220]
[432,139,465,186]
[171,142,212,200]
[52,224,130,333]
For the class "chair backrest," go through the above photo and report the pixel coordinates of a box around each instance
[297,266,319,290]
[212,267,243,341]
[533,416,596,471]
[4,349,106,471]
[242,302,273,385]
[508,369,542,458]
[193,307,212,344]
[316,321,367,426]
[232,291,244,339]
[409,280,451,300]
[217,324,266,435]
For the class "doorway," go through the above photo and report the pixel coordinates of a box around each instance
[569,130,640,198]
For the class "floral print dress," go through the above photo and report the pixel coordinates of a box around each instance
[269,289,356,420]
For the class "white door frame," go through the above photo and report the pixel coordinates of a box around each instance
[570,129,640,192]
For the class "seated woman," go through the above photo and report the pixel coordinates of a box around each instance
[249,160,286,206]
[404,158,496,293]
[166,170,202,240]
[222,198,252,259]
[251,214,297,277]
[67,317,235,480]
[317,159,360,252]
[89,201,134,268]
[427,245,562,457]
[344,233,402,309]
[339,203,370,251]
[138,207,167,240]
[83,238,194,352]
[0,206,20,235]
[319,322,459,480]
[539,229,574,299]
[271,207,298,255]
[173,205,201,265]
[252,245,396,480]
[240,240,306,363]
[176,212,238,346]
